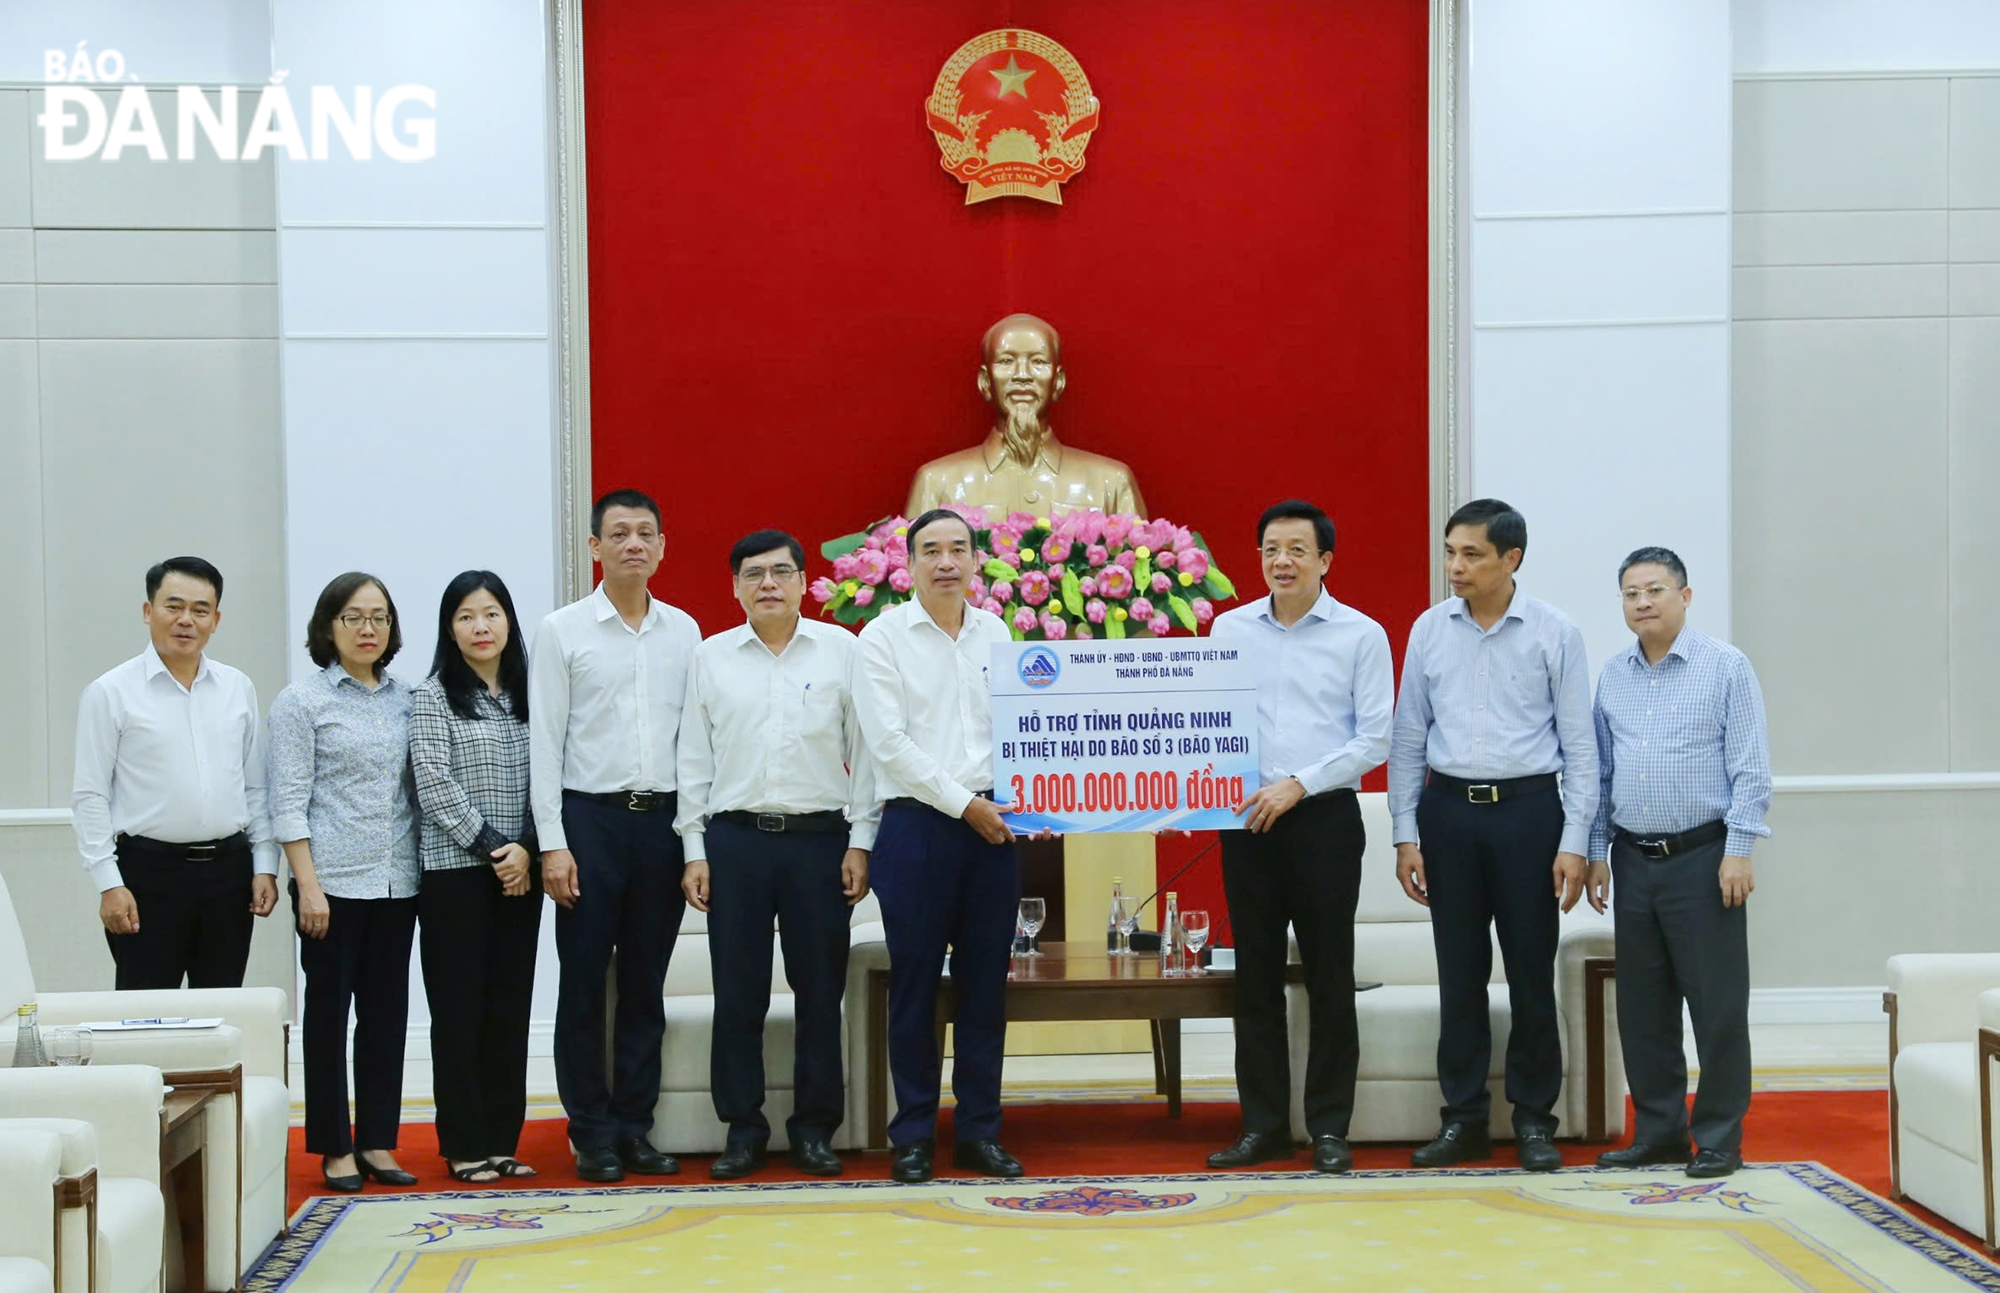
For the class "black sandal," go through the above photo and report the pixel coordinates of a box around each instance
[490,1158,539,1178]
[448,1159,501,1183]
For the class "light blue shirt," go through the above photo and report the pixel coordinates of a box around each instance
[1388,584,1598,855]
[1588,626,1772,861]
[267,662,421,900]
[1208,589,1393,795]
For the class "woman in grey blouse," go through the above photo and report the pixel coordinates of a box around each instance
[268,571,421,1194]
[411,570,542,1183]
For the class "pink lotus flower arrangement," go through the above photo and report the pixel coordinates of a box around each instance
[812,506,1235,640]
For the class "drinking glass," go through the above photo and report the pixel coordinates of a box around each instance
[1180,910,1211,975]
[1018,897,1046,957]
[46,1026,91,1067]
[1112,896,1140,957]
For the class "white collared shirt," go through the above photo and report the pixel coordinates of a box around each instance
[673,618,880,862]
[1208,589,1395,795]
[71,646,277,892]
[852,597,1010,818]
[528,584,701,851]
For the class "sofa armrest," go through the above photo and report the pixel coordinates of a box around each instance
[40,987,287,1081]
[849,920,886,951]
[0,1066,164,1185]
[1555,921,1621,1141]
[1886,954,2000,1047]
[0,1125,61,1269]
[1980,987,2000,1034]
[83,1023,244,1076]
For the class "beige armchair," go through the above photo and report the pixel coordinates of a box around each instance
[0,1122,71,1293]
[0,873,290,1289]
[0,1067,167,1293]
[1884,952,2000,1252]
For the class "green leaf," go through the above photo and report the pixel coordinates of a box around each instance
[1060,572,1083,616]
[1134,557,1152,588]
[820,530,870,561]
[1205,567,1237,599]
[1107,616,1126,640]
[984,559,1021,581]
[1167,593,1196,631]
[831,598,866,625]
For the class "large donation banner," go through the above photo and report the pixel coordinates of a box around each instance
[991,641,1259,834]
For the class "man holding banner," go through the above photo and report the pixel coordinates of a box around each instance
[853,507,1024,1183]
[1204,501,1394,1174]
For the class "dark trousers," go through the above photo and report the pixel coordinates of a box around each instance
[553,794,684,1151]
[1611,833,1751,1154]
[1418,782,1564,1132]
[706,820,852,1146]
[1220,790,1365,1141]
[105,842,255,990]
[291,883,417,1156]
[417,863,543,1162]
[871,801,1018,1146]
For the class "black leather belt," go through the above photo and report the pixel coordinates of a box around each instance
[117,832,249,859]
[566,789,675,813]
[1615,820,1727,858]
[712,809,847,834]
[885,790,994,815]
[1426,771,1559,804]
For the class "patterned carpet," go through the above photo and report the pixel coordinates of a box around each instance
[255,1163,2000,1291]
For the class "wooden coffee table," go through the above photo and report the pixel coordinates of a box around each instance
[864,941,1309,1148]
[159,1065,244,1293]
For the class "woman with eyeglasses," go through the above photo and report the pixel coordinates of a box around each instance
[411,571,542,1183]
[268,571,422,1193]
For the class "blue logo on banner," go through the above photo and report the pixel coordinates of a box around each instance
[1018,647,1061,689]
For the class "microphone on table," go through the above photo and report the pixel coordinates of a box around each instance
[1126,835,1220,954]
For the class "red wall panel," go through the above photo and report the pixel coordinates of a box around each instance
[582,0,1431,934]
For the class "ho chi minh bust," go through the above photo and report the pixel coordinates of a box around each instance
[905,313,1147,520]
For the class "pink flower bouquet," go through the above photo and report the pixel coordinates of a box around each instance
[813,505,1237,640]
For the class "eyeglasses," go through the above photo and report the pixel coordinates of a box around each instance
[1620,584,1677,603]
[337,611,393,629]
[736,564,801,584]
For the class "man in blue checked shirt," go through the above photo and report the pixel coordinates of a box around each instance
[1587,546,1771,1181]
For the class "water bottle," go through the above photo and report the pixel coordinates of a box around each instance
[1106,876,1126,953]
[11,1003,43,1068]
[1161,890,1180,974]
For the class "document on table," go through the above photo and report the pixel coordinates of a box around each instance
[79,1018,225,1031]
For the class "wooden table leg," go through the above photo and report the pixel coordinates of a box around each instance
[1159,1020,1183,1118]
[1149,1020,1167,1096]
[867,969,888,1150]
[168,1145,205,1291]
[1584,957,1616,1142]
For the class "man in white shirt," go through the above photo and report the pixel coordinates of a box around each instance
[1206,501,1394,1175]
[853,508,1023,1183]
[676,530,877,1180]
[72,556,279,989]
[529,489,701,1182]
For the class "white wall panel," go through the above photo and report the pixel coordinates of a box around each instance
[1948,319,2000,768]
[1732,319,1949,774]
[1472,214,1728,324]
[280,228,550,336]
[0,93,28,228]
[1734,79,1948,212]
[0,231,29,282]
[1470,0,1729,215]
[0,284,31,337]
[0,0,270,86]
[1734,0,2000,74]
[34,230,277,283]
[28,90,276,230]
[270,0,547,225]
[1950,78,2000,208]
[1471,323,1731,673]
[1733,210,1946,266]
[1951,209,2000,261]
[37,283,278,337]
[1732,264,1947,319]
[1953,264,2000,316]
[0,342,46,805]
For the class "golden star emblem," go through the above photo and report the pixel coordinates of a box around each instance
[989,54,1036,100]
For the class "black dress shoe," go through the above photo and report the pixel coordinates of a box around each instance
[321,1157,363,1193]
[890,1139,935,1183]
[1596,1139,1692,1169]
[358,1158,418,1187]
[1207,1131,1294,1169]
[575,1146,624,1182]
[1312,1135,1353,1174]
[787,1138,843,1177]
[617,1138,680,1176]
[1411,1123,1490,1167]
[1515,1128,1562,1173]
[951,1139,1023,1178]
[709,1142,766,1180]
[1686,1148,1743,1179]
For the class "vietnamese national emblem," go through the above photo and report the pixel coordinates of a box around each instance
[926,30,1099,205]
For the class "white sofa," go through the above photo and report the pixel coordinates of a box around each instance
[0,1121,69,1293]
[0,1067,167,1293]
[0,873,289,1290]
[1285,792,1625,1143]
[1885,952,2000,1251]
[651,893,887,1153]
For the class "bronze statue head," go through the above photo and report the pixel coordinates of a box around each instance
[977,313,1066,466]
